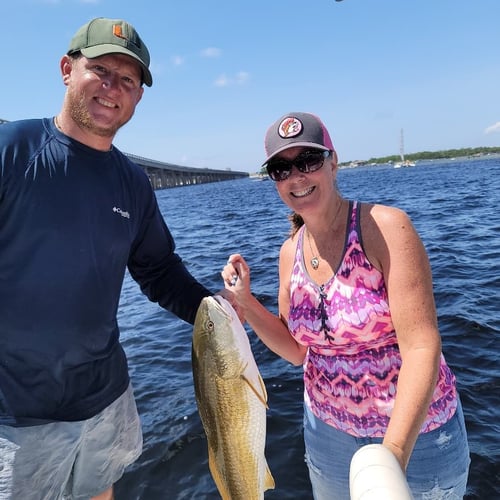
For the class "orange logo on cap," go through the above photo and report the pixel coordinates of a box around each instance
[113,25,127,40]
[279,117,302,138]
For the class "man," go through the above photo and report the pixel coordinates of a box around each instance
[0,17,216,499]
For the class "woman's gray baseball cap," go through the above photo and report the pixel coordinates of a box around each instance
[263,112,335,165]
[67,17,152,87]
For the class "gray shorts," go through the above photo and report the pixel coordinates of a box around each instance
[0,384,142,500]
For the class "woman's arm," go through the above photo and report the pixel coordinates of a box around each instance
[222,243,307,366]
[365,204,441,470]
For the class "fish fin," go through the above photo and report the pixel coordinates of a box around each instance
[208,446,231,500]
[264,462,275,491]
[241,372,269,409]
[257,373,269,406]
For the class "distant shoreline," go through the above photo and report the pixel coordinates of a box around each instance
[340,148,500,169]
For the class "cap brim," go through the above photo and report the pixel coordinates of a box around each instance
[262,142,330,166]
[80,45,152,87]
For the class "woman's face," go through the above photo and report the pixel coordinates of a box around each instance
[270,146,337,214]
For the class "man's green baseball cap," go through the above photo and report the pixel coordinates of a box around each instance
[67,17,152,87]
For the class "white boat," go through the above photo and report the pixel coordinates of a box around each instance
[394,129,415,168]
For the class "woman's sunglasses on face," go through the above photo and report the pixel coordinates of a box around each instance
[265,149,331,182]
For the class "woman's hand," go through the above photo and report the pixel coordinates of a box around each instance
[222,254,250,291]
[221,253,252,322]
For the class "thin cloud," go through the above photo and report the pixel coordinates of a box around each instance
[214,72,249,87]
[200,47,221,58]
[171,55,185,67]
[485,122,500,134]
[214,74,229,87]
[171,48,220,68]
[235,71,249,84]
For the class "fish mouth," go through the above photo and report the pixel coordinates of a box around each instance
[196,296,232,327]
[291,186,315,198]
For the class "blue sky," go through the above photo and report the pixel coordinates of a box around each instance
[3,0,500,172]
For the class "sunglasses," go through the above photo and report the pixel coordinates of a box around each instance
[265,149,331,182]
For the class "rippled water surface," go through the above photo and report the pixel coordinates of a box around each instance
[115,157,499,499]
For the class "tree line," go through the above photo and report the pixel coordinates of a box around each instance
[340,146,500,167]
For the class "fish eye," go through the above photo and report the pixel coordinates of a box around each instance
[206,320,214,330]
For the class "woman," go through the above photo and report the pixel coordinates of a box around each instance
[222,112,470,499]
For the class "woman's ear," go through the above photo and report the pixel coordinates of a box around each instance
[331,150,338,166]
[330,150,339,172]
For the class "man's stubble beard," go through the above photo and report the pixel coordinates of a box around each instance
[67,87,128,139]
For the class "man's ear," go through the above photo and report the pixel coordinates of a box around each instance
[135,86,144,105]
[60,55,73,86]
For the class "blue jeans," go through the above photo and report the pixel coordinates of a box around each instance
[303,399,470,499]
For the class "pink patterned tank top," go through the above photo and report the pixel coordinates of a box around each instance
[288,201,458,437]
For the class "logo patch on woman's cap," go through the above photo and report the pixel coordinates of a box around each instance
[278,117,303,138]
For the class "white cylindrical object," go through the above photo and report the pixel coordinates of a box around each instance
[349,444,413,500]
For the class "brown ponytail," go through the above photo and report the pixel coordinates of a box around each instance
[288,212,304,237]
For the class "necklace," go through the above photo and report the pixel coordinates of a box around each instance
[306,228,319,271]
[305,199,344,271]
[306,229,320,270]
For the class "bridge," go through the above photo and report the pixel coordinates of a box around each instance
[0,118,248,189]
[125,153,247,189]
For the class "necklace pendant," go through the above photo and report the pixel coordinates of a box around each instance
[311,257,320,270]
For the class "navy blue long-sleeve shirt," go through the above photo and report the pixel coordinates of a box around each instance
[0,118,211,425]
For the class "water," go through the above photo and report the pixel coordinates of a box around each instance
[114,157,499,499]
